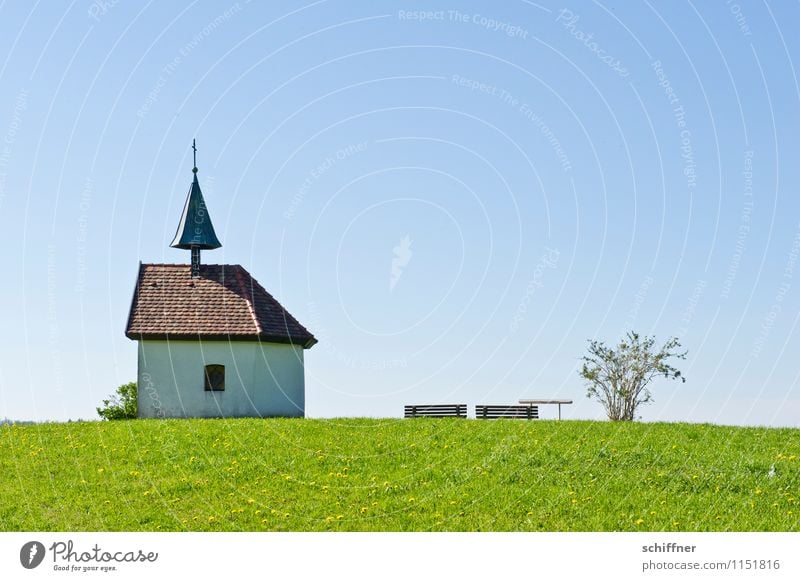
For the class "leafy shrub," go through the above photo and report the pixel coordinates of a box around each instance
[580,332,686,421]
[96,381,137,420]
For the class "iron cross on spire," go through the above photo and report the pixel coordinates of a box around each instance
[192,139,198,174]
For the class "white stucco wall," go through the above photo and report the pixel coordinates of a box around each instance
[136,340,305,418]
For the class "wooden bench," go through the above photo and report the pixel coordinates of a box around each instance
[475,405,539,419]
[404,404,467,418]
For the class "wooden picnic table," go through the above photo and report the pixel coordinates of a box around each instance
[518,399,573,420]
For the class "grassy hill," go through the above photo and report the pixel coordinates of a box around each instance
[1,418,798,531]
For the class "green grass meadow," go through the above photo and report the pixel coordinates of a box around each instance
[1,418,798,531]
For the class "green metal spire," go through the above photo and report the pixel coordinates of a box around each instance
[170,139,222,251]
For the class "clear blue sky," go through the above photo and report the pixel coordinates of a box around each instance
[1,0,798,426]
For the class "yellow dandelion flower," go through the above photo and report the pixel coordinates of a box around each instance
[635,518,645,525]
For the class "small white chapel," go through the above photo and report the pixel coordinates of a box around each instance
[125,141,316,418]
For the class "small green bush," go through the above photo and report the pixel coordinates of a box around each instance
[96,381,137,420]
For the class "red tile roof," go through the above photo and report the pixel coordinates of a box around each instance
[125,264,316,348]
